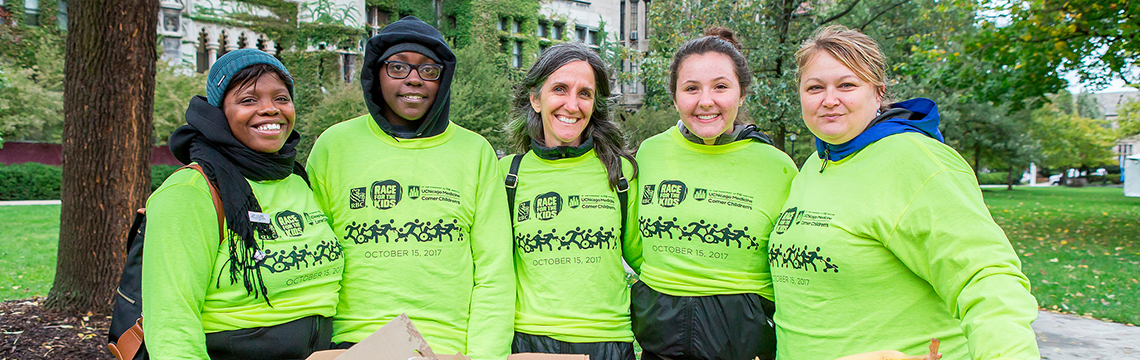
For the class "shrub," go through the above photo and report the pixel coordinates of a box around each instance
[0,164,187,200]
[976,171,1012,185]
[0,163,62,200]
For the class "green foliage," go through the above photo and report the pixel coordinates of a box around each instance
[0,28,64,143]
[1076,91,1104,119]
[279,50,344,112]
[980,0,1140,98]
[0,163,61,200]
[621,107,676,152]
[985,187,1140,324]
[450,45,513,151]
[153,62,207,145]
[0,205,60,301]
[1031,94,1117,170]
[294,82,367,163]
[1116,97,1140,138]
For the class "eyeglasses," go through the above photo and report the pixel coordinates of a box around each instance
[382,60,444,81]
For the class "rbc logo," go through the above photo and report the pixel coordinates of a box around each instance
[517,201,531,222]
[349,187,367,209]
[641,185,655,205]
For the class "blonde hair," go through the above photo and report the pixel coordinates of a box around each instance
[795,25,889,109]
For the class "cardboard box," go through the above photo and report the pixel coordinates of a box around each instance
[305,314,587,360]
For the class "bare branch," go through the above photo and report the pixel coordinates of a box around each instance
[819,0,863,26]
[857,0,911,31]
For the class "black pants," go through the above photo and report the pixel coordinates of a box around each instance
[631,281,776,360]
[512,332,636,360]
[205,315,333,360]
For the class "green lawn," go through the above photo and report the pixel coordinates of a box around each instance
[2,187,1138,325]
[983,186,1140,325]
[0,205,60,300]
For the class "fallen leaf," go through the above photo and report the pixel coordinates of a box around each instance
[1078,264,1089,268]
[1050,258,1059,262]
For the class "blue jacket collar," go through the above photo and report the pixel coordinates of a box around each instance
[815,98,944,162]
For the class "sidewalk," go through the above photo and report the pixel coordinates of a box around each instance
[0,200,60,205]
[1034,310,1140,359]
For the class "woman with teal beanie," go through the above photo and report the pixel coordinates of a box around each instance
[143,48,343,360]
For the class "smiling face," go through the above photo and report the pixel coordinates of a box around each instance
[379,51,442,126]
[799,52,883,145]
[673,52,744,144]
[530,60,596,147]
[223,72,294,153]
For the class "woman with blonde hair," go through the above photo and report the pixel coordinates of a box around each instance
[767,25,1040,360]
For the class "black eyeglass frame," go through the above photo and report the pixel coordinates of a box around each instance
[381,60,444,81]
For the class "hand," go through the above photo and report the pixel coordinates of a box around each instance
[834,339,942,360]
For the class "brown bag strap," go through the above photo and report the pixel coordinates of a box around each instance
[181,164,226,243]
[107,318,145,360]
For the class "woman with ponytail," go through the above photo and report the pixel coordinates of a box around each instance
[625,27,795,360]
[143,49,343,360]
[502,42,639,360]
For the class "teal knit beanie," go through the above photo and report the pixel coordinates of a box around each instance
[207,49,293,107]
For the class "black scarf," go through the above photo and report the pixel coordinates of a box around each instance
[169,96,308,304]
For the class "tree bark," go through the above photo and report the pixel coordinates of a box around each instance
[45,0,157,315]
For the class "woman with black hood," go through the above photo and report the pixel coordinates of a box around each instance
[143,49,343,359]
[306,16,514,360]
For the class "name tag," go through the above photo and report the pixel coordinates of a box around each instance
[248,211,271,224]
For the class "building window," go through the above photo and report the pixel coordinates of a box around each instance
[619,1,625,41]
[499,17,507,31]
[588,29,599,45]
[512,41,523,68]
[342,53,355,84]
[631,0,639,41]
[553,23,563,40]
[447,15,457,30]
[644,0,651,39]
[576,26,586,43]
[367,6,388,37]
[511,19,520,34]
[196,30,209,74]
[537,21,547,38]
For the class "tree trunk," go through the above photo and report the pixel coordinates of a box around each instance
[1006,164,1014,191]
[45,0,157,315]
[972,142,982,180]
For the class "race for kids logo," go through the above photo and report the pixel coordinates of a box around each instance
[657,180,687,208]
[274,210,305,237]
[773,207,836,234]
[534,192,563,221]
[371,180,402,210]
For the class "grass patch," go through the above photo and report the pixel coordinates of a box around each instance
[983,186,1140,325]
[0,205,60,301]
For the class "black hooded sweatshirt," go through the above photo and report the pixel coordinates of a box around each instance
[360,16,456,139]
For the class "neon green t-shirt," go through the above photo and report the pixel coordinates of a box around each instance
[500,149,636,343]
[631,127,796,298]
[143,167,343,360]
[307,115,515,360]
[769,133,1039,360]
